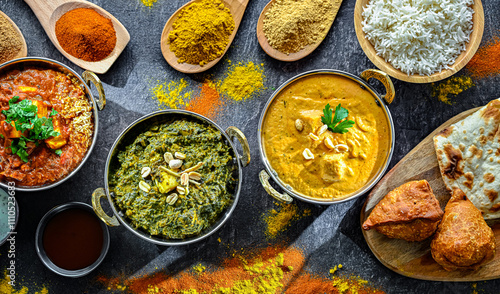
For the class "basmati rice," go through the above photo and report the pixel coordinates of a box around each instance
[362,0,474,76]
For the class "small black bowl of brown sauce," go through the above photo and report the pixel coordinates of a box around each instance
[35,202,110,277]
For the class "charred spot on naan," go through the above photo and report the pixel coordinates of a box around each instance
[468,145,483,158]
[485,189,499,202]
[481,99,500,123]
[442,144,464,180]
[437,126,454,138]
[463,172,474,190]
[490,203,500,213]
[484,173,495,183]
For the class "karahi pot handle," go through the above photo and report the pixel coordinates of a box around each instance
[92,188,120,227]
[82,71,106,111]
[259,170,293,204]
[360,69,395,104]
[226,126,251,167]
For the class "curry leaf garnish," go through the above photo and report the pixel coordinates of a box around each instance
[2,97,60,162]
[321,103,355,134]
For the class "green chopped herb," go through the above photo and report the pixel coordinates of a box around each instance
[321,103,355,134]
[54,149,63,156]
[1,96,60,162]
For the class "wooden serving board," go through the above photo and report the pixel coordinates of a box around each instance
[361,106,500,282]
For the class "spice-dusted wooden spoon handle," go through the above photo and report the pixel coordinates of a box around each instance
[256,0,343,62]
[0,11,27,60]
[160,0,250,74]
[24,0,130,74]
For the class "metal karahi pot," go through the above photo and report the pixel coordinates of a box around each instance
[258,69,396,204]
[0,57,106,192]
[91,110,251,246]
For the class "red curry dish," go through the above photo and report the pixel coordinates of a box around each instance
[0,68,94,187]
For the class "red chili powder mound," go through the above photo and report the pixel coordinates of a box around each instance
[466,37,500,79]
[97,245,385,294]
[185,81,224,120]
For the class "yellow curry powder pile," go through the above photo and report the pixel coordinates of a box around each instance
[139,0,158,7]
[98,246,384,294]
[218,61,266,101]
[263,0,335,54]
[0,273,49,294]
[263,203,311,238]
[150,79,191,110]
[466,36,500,79]
[168,0,235,66]
[186,81,225,120]
[431,76,475,105]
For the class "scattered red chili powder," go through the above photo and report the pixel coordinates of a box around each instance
[466,36,500,79]
[185,81,224,120]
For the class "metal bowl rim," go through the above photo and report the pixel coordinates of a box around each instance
[257,69,395,205]
[103,109,243,246]
[34,201,110,278]
[0,57,100,192]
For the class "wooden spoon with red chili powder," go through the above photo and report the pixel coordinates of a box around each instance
[25,0,130,74]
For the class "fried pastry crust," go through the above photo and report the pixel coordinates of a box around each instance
[431,189,496,271]
[363,180,443,242]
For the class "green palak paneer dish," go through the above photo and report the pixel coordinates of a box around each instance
[109,119,236,239]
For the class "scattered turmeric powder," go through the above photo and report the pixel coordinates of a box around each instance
[192,263,206,274]
[139,0,157,7]
[0,272,49,294]
[330,264,343,275]
[431,76,474,105]
[218,61,266,101]
[472,283,478,294]
[150,78,191,109]
[263,203,311,238]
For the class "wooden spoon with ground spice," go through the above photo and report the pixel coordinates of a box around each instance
[24,0,130,74]
[160,0,250,74]
[256,0,343,62]
[0,11,27,63]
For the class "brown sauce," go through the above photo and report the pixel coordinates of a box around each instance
[42,208,103,270]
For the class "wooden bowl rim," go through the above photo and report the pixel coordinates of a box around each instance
[354,0,484,83]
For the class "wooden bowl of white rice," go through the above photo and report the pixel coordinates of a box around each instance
[354,0,484,83]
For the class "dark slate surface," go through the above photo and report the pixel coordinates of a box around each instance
[1,0,500,293]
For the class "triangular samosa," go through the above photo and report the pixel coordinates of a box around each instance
[363,180,443,241]
[431,188,496,271]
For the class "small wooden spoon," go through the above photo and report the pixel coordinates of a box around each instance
[256,0,343,62]
[0,11,28,61]
[160,0,249,74]
[24,0,130,74]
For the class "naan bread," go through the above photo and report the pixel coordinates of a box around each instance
[434,99,500,220]
[362,180,443,241]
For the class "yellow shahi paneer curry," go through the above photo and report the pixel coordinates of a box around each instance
[262,74,391,200]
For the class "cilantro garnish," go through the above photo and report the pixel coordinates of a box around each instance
[321,103,355,134]
[54,149,62,156]
[2,96,60,162]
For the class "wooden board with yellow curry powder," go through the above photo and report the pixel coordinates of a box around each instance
[262,74,391,200]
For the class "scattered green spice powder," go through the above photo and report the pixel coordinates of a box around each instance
[431,76,475,105]
[263,203,311,238]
